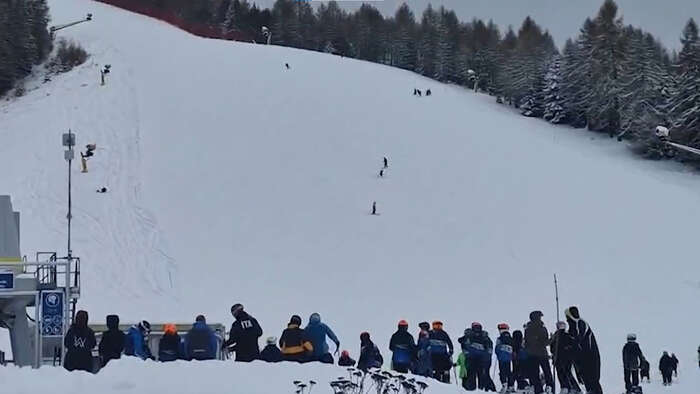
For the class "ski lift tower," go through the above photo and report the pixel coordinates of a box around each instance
[655,125,700,156]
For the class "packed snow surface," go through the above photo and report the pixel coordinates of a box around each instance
[0,0,698,392]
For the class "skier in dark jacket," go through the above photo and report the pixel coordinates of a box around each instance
[184,315,218,360]
[64,310,97,373]
[357,332,383,371]
[550,321,581,394]
[622,333,645,393]
[279,315,313,362]
[338,350,356,367]
[640,358,650,382]
[259,336,283,363]
[304,313,340,363]
[389,320,415,373]
[511,329,529,390]
[124,320,153,360]
[495,323,515,392]
[566,306,602,394]
[659,351,674,385]
[459,322,496,391]
[670,353,678,376]
[524,311,554,394]
[98,314,124,367]
[412,330,432,377]
[158,323,184,362]
[224,304,262,362]
[428,321,454,383]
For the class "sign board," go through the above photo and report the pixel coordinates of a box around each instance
[62,133,75,147]
[41,291,65,337]
[0,272,13,290]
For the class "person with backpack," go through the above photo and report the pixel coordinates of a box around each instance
[98,314,124,367]
[338,350,356,367]
[550,321,581,394]
[304,313,340,364]
[511,329,529,390]
[389,320,415,373]
[412,330,433,377]
[124,320,153,360]
[223,303,263,362]
[659,351,674,385]
[357,332,383,371]
[566,306,602,394]
[184,315,218,361]
[524,311,554,394]
[158,323,184,362]
[459,322,496,391]
[64,310,96,373]
[260,336,283,363]
[622,333,645,394]
[280,315,313,363]
[428,321,454,383]
[495,323,515,393]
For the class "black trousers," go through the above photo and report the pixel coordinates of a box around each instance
[499,361,514,387]
[529,356,555,394]
[624,369,639,391]
[556,362,581,392]
[662,370,673,384]
[513,359,529,389]
[576,355,603,394]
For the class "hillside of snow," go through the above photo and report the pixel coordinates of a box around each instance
[1,0,699,392]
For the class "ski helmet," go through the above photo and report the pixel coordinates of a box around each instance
[529,311,543,322]
[360,332,370,342]
[231,303,244,317]
[163,323,177,335]
[627,333,637,341]
[418,321,430,331]
[341,350,350,358]
[138,320,151,334]
[471,322,482,330]
[497,323,510,332]
[266,336,277,345]
[556,321,567,330]
[432,321,443,330]
[398,320,408,327]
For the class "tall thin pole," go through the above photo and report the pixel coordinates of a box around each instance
[553,273,560,394]
[67,132,73,259]
[554,274,560,322]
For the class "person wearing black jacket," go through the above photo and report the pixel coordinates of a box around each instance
[670,353,678,377]
[550,321,582,394]
[566,306,602,394]
[223,303,262,362]
[64,310,97,373]
[639,358,650,382]
[357,332,383,371]
[338,350,356,367]
[259,336,283,363]
[389,320,415,373]
[511,330,529,390]
[524,311,554,394]
[622,333,645,393]
[659,351,674,385]
[279,315,313,362]
[98,314,124,367]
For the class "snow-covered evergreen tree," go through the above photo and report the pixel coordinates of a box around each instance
[666,19,700,148]
[543,55,566,123]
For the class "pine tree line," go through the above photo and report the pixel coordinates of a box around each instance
[0,0,52,96]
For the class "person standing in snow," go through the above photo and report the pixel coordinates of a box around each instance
[98,314,124,367]
[495,323,515,392]
[389,320,415,373]
[550,321,581,394]
[184,315,218,361]
[659,351,674,385]
[64,310,96,373]
[429,320,454,383]
[304,312,340,364]
[338,350,356,367]
[371,201,377,215]
[640,358,651,382]
[158,323,184,362]
[223,303,263,362]
[383,157,388,168]
[459,322,496,391]
[357,332,383,371]
[524,311,554,394]
[670,353,678,376]
[566,306,602,394]
[260,336,283,362]
[622,333,645,393]
[511,329,529,390]
[124,320,153,360]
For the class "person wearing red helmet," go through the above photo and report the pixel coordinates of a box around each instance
[389,320,416,373]
[495,323,515,392]
[338,349,356,367]
[428,320,454,383]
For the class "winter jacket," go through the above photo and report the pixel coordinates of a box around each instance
[456,352,470,379]
[550,329,577,365]
[184,321,218,360]
[429,329,454,354]
[304,314,339,359]
[659,354,674,372]
[224,312,263,362]
[64,325,97,372]
[338,354,356,367]
[98,315,125,367]
[524,320,549,358]
[124,326,152,360]
[567,316,599,361]
[622,341,645,370]
[259,344,283,363]
[412,336,433,377]
[671,354,678,370]
[459,329,493,368]
[280,323,313,362]
[495,331,514,362]
[512,330,527,362]
[158,333,184,362]
[358,340,383,371]
[389,326,416,366]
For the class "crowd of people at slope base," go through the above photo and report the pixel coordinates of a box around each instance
[63,304,686,394]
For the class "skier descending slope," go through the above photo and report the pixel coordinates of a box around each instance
[224,303,263,362]
[566,306,602,394]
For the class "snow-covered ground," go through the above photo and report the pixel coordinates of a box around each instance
[0,0,698,392]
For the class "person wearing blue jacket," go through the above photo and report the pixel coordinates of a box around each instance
[412,330,433,377]
[459,322,496,391]
[124,320,153,360]
[303,313,340,364]
[495,323,515,392]
[184,315,218,361]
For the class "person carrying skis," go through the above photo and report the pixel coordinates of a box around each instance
[659,351,674,385]
[357,332,383,371]
[304,312,340,364]
[511,329,529,390]
[413,330,433,377]
[622,333,645,393]
[64,310,96,373]
[566,306,602,394]
[524,311,554,394]
[280,315,313,363]
[260,336,283,363]
[389,320,415,373]
[159,323,184,362]
[459,322,496,391]
[223,303,263,362]
[428,321,454,383]
[98,314,124,367]
[184,315,218,361]
[495,323,515,393]
[338,350,356,367]
[124,320,153,360]
[550,321,581,394]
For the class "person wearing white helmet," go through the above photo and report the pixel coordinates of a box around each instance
[622,333,645,394]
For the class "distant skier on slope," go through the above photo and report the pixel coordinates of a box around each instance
[659,352,674,385]
[426,89,432,96]
[223,303,263,362]
[383,156,388,168]
[371,201,377,215]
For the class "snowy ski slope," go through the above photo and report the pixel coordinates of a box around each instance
[1,0,699,392]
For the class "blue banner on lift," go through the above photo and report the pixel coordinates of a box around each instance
[41,291,64,337]
[0,272,13,290]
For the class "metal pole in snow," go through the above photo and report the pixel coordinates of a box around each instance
[553,273,560,394]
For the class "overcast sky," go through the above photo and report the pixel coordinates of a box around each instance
[254,0,699,50]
